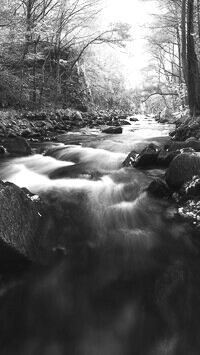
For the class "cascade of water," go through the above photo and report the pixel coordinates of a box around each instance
[0,115,199,355]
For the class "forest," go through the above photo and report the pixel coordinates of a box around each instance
[0,0,132,112]
[0,0,200,117]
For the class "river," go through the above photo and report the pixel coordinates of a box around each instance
[0,115,200,355]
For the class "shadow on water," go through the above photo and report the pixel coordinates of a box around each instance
[0,117,200,354]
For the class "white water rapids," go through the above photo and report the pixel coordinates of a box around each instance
[0,115,200,355]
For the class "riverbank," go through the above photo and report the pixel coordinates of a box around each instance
[156,109,200,141]
[0,108,132,143]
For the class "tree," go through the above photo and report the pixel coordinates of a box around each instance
[140,0,200,116]
[186,0,200,115]
[0,0,132,109]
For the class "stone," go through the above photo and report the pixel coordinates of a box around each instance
[157,148,179,167]
[129,117,139,122]
[134,143,159,168]
[146,179,171,198]
[182,176,200,198]
[0,180,46,262]
[165,153,200,189]
[185,138,200,151]
[21,128,32,137]
[120,120,131,125]
[170,125,191,141]
[102,126,123,134]
[0,145,5,155]
[165,139,200,152]
[5,137,32,155]
[122,150,139,167]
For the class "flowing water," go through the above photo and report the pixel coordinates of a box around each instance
[0,115,200,355]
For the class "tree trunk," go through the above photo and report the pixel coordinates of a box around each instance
[187,0,200,116]
[181,0,188,85]
[32,41,37,105]
[197,0,200,40]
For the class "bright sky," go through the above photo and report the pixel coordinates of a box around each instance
[102,0,159,87]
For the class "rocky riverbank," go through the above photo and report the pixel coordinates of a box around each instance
[0,108,132,143]
[122,121,200,249]
[156,109,200,141]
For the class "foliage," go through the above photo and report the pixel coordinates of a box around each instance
[0,0,132,110]
[140,0,200,116]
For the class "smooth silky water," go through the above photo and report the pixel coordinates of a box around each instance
[0,115,200,355]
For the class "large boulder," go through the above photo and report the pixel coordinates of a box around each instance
[0,180,46,262]
[4,137,32,155]
[157,148,179,166]
[165,153,200,189]
[102,126,122,134]
[165,138,200,152]
[134,143,159,168]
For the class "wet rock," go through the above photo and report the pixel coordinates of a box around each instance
[0,235,30,273]
[170,125,190,141]
[185,138,200,151]
[4,137,32,155]
[146,179,171,199]
[7,131,17,138]
[0,145,5,155]
[0,180,46,262]
[173,175,200,247]
[158,116,168,123]
[177,200,200,246]
[130,117,139,122]
[120,120,131,125]
[165,141,187,151]
[165,138,200,152]
[21,128,32,138]
[122,150,139,167]
[134,143,159,168]
[102,126,123,134]
[181,176,200,199]
[166,153,200,189]
[49,164,101,180]
[157,148,179,167]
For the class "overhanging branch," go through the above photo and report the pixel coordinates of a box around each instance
[142,92,178,103]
